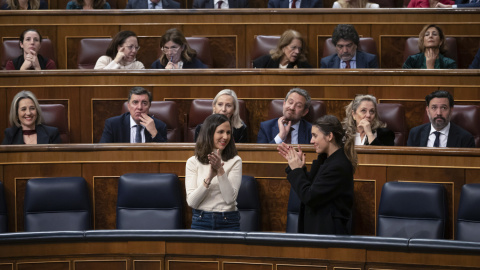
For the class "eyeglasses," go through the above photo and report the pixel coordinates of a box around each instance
[162,46,181,53]
[124,45,140,51]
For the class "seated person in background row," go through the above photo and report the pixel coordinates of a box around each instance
[6,29,56,70]
[193,0,248,8]
[2,90,61,145]
[407,90,475,148]
[66,0,110,9]
[333,0,379,8]
[1,0,47,9]
[435,0,480,7]
[126,0,179,9]
[253,29,312,69]
[151,28,207,69]
[403,24,457,69]
[277,115,356,235]
[321,24,378,69]
[99,87,167,143]
[186,114,242,231]
[343,95,394,146]
[195,89,248,143]
[257,88,312,144]
[469,48,480,69]
[407,0,453,8]
[268,0,322,8]
[94,30,145,70]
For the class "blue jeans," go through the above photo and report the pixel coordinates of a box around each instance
[191,209,240,231]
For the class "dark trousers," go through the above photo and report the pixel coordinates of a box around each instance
[191,209,240,231]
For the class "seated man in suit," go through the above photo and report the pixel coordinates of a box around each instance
[268,0,322,8]
[435,0,480,7]
[126,0,179,9]
[193,0,248,8]
[99,87,167,143]
[257,88,312,144]
[407,90,475,148]
[321,24,378,69]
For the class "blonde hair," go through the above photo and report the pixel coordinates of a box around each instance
[6,0,40,9]
[270,29,308,63]
[342,94,386,140]
[212,89,243,129]
[9,90,43,127]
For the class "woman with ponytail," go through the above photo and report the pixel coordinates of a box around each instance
[278,115,356,235]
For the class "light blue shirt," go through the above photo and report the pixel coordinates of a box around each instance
[149,0,163,9]
[341,53,357,69]
[130,117,145,143]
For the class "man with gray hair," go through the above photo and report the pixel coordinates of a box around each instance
[257,88,312,144]
[321,24,378,69]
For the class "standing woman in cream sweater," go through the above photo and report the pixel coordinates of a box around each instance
[185,114,242,231]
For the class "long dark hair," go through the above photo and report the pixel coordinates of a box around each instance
[105,31,137,59]
[159,28,197,66]
[314,115,357,172]
[195,114,237,165]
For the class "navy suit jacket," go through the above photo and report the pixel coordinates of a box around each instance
[407,122,475,148]
[455,0,480,7]
[2,124,61,145]
[99,112,167,143]
[268,0,322,8]
[469,48,480,69]
[257,118,312,144]
[320,50,378,68]
[126,0,180,9]
[193,0,249,8]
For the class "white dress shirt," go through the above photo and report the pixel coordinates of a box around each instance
[130,117,145,143]
[274,121,301,144]
[341,53,357,69]
[427,122,450,147]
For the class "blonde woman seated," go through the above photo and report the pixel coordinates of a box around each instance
[332,0,379,8]
[2,90,61,145]
[94,31,145,70]
[194,89,248,143]
[253,29,312,69]
[343,95,394,146]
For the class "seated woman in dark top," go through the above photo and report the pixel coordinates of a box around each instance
[2,90,61,145]
[253,29,312,69]
[403,24,456,69]
[66,0,110,9]
[5,29,56,70]
[342,94,394,146]
[194,89,248,143]
[278,115,356,235]
[151,28,207,69]
[1,0,47,9]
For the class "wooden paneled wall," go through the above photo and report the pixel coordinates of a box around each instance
[0,70,479,143]
[1,10,480,69]
[1,144,480,239]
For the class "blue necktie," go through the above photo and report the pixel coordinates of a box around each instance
[135,125,142,143]
[433,131,441,147]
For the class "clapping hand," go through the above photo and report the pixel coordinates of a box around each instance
[278,142,305,169]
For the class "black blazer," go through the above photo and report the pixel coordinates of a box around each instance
[268,0,322,8]
[253,54,312,69]
[287,149,354,235]
[365,127,395,146]
[195,122,248,143]
[193,0,249,8]
[407,122,475,148]
[2,124,61,145]
[99,112,167,143]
